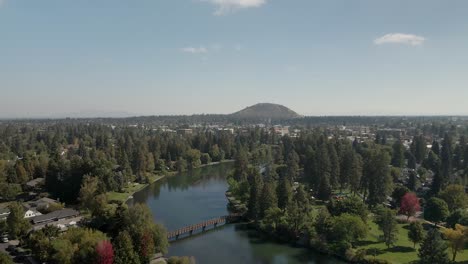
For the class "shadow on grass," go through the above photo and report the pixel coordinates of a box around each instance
[366,247,385,256]
[354,240,381,247]
[385,246,415,253]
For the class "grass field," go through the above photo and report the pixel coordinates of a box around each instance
[357,221,468,264]
[106,174,166,203]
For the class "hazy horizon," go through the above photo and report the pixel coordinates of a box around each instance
[1,0,468,118]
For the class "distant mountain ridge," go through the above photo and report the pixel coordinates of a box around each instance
[230,103,301,119]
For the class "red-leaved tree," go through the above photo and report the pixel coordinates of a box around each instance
[96,240,114,264]
[399,192,421,220]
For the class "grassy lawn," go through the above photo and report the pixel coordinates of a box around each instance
[106,174,165,203]
[356,221,468,264]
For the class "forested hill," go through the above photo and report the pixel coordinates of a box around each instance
[230,103,301,120]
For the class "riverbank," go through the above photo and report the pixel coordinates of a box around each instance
[198,159,234,168]
[106,174,169,204]
[107,160,235,204]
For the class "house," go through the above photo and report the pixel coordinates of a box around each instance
[0,207,10,220]
[272,125,289,136]
[177,128,193,135]
[32,208,80,225]
[32,197,59,208]
[24,208,42,219]
[24,178,45,190]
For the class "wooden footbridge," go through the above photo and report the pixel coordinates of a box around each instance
[167,214,243,240]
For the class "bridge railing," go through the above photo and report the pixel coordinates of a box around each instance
[167,214,243,239]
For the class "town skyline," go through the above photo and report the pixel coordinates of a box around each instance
[1,0,468,117]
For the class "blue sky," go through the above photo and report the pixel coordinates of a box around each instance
[1,0,467,117]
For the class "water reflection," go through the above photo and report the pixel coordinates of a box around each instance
[130,163,344,264]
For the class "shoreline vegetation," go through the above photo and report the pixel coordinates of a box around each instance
[107,160,235,204]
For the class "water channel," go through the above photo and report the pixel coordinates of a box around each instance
[130,162,344,264]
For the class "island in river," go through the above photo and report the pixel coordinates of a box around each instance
[128,162,344,264]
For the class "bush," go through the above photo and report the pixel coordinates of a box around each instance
[167,256,196,264]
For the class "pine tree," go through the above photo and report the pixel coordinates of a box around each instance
[285,150,300,180]
[366,149,392,207]
[233,149,249,182]
[293,185,310,213]
[113,231,140,264]
[277,175,292,210]
[406,170,418,191]
[391,140,405,168]
[440,133,453,185]
[407,153,417,169]
[431,140,440,156]
[317,174,332,201]
[247,170,263,222]
[339,145,353,192]
[349,153,362,195]
[328,143,340,189]
[259,181,278,218]
[418,229,450,264]
[411,135,426,164]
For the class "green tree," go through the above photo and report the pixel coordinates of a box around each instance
[0,183,22,200]
[50,239,75,264]
[200,153,211,165]
[407,170,418,191]
[424,197,449,224]
[259,181,278,218]
[317,175,332,201]
[276,175,292,210]
[233,149,249,182]
[446,209,468,228]
[408,221,425,248]
[440,134,453,186]
[391,185,410,208]
[328,144,340,189]
[61,228,108,264]
[175,158,187,172]
[260,206,285,233]
[285,201,305,236]
[365,148,392,207]
[209,144,222,162]
[330,213,367,247]
[391,140,405,168]
[374,207,399,248]
[113,231,140,264]
[411,135,426,164]
[349,153,362,195]
[285,150,300,180]
[184,149,201,169]
[0,252,14,264]
[7,202,31,239]
[418,228,450,264]
[439,184,468,212]
[78,175,99,211]
[327,196,368,222]
[247,170,263,222]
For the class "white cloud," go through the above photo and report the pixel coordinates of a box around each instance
[374,33,426,46]
[180,46,208,54]
[202,0,267,15]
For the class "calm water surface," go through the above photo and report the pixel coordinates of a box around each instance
[130,163,344,264]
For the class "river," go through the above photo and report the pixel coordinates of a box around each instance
[130,162,344,264]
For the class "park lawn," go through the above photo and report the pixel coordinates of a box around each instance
[106,174,165,203]
[357,222,468,264]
